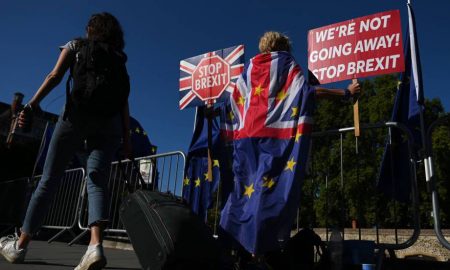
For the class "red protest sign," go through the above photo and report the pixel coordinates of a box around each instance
[192,55,230,101]
[179,45,245,110]
[308,10,404,84]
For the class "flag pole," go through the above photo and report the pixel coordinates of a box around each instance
[407,0,428,173]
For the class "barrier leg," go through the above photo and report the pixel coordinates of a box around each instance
[68,229,89,246]
[375,248,385,270]
[47,227,77,243]
[0,225,15,236]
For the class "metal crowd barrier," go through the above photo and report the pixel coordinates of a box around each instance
[424,114,450,250]
[37,168,86,242]
[0,168,85,241]
[0,177,31,234]
[301,122,420,251]
[70,151,186,244]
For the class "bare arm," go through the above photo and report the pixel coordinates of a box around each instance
[28,48,74,108]
[18,49,73,127]
[315,82,361,100]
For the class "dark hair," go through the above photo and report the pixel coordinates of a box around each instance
[86,12,125,50]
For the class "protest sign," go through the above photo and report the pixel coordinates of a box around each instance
[179,45,244,109]
[308,10,404,84]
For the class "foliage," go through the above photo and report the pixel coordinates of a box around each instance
[299,74,449,229]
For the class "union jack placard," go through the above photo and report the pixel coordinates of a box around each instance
[179,45,245,110]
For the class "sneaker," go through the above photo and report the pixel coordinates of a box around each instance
[0,235,27,263]
[74,245,107,270]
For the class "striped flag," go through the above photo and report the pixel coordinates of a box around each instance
[219,51,316,254]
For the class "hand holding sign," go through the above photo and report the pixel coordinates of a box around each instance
[179,45,245,194]
[347,81,361,97]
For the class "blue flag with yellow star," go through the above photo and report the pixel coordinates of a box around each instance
[183,107,226,221]
[129,116,157,157]
[377,2,424,202]
[183,156,221,221]
[219,52,316,254]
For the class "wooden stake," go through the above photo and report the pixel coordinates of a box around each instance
[352,78,360,137]
[207,103,213,184]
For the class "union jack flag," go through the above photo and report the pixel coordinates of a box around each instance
[179,45,245,109]
[219,51,316,254]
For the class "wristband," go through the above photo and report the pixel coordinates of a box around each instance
[23,103,41,114]
[24,104,34,111]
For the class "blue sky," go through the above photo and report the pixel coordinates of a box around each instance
[1,0,448,154]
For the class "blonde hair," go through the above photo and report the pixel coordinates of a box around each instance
[258,31,291,53]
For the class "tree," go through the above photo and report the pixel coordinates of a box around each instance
[299,74,450,229]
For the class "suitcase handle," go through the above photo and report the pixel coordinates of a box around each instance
[118,158,148,193]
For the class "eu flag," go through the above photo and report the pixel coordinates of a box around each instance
[183,107,223,221]
[377,2,424,202]
[219,52,315,254]
[128,116,157,157]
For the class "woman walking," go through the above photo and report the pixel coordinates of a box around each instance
[0,12,131,270]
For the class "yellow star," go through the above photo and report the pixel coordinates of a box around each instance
[143,131,148,136]
[244,183,255,198]
[195,178,201,187]
[204,172,213,182]
[262,176,275,189]
[183,177,190,186]
[213,160,220,167]
[285,157,297,172]
[295,132,302,142]
[228,111,235,121]
[276,90,287,101]
[151,147,156,153]
[291,107,298,118]
[254,85,264,96]
[135,127,140,134]
[237,96,245,106]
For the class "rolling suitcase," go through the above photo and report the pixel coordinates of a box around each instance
[119,161,219,270]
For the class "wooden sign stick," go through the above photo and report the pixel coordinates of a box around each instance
[207,103,213,184]
[352,78,360,137]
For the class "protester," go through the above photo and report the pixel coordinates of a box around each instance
[0,12,131,270]
[219,31,360,267]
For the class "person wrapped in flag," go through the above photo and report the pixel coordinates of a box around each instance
[219,31,360,255]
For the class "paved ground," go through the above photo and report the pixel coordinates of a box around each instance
[2,240,450,270]
[0,240,141,270]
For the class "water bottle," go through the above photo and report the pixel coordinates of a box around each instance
[20,104,35,133]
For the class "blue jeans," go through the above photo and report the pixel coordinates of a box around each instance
[21,108,122,235]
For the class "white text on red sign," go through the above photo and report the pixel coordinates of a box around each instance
[308,10,404,84]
